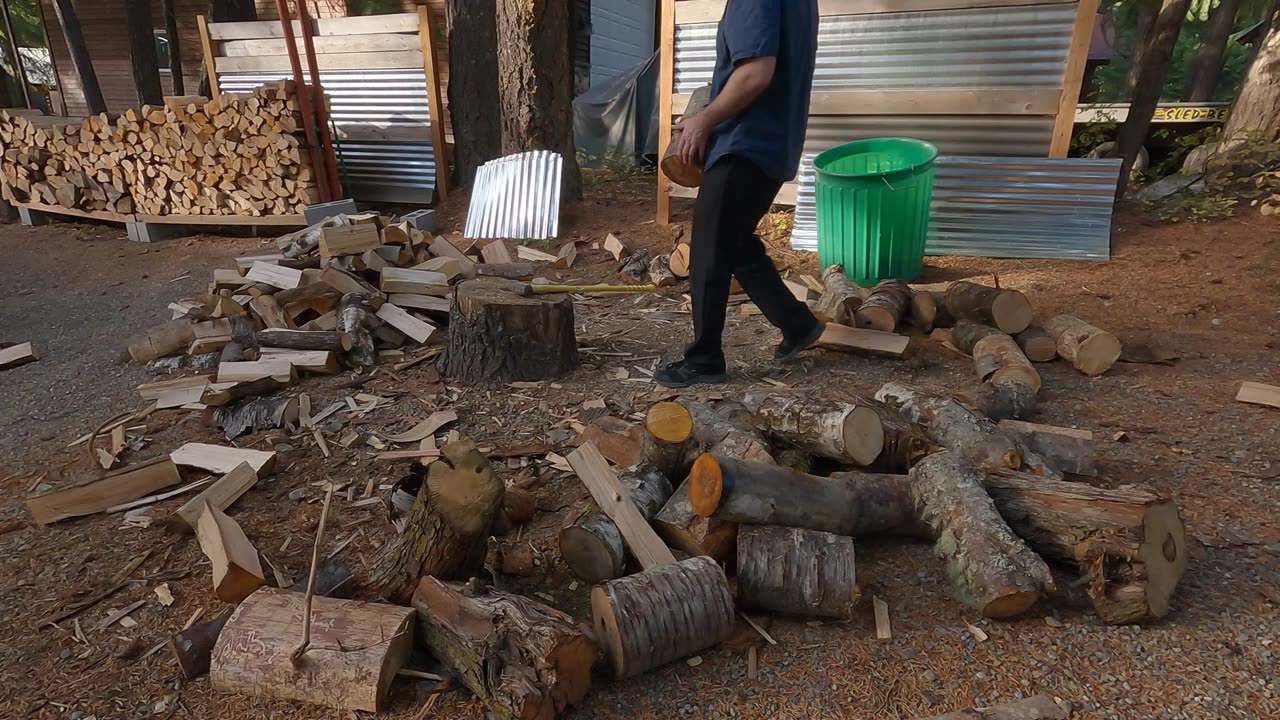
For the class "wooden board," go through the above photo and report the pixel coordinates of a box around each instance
[817,323,910,357]
[216,360,294,383]
[0,342,39,370]
[215,50,426,74]
[1050,0,1102,157]
[26,457,183,525]
[170,443,277,476]
[171,461,259,532]
[220,33,422,57]
[375,303,436,343]
[1236,381,1280,409]
[567,443,677,569]
[208,13,420,40]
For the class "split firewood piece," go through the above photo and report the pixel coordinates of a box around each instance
[812,264,866,324]
[686,455,930,538]
[1043,314,1122,376]
[429,236,477,278]
[916,695,1069,720]
[196,502,265,604]
[126,318,196,362]
[210,587,414,712]
[648,253,678,287]
[1237,381,1280,408]
[0,341,39,370]
[554,241,577,269]
[943,280,1032,334]
[366,439,504,603]
[26,457,183,525]
[875,382,1023,473]
[636,401,701,481]
[997,421,1095,476]
[480,240,515,265]
[338,292,377,368]
[168,462,259,533]
[413,577,596,720]
[909,289,950,332]
[560,469,673,583]
[816,323,910,357]
[444,278,579,384]
[515,244,559,263]
[742,392,884,466]
[217,359,294,384]
[854,279,913,333]
[737,525,859,620]
[910,451,1054,618]
[255,329,352,352]
[211,396,300,440]
[1014,326,1058,362]
[984,469,1185,625]
[188,319,234,355]
[248,294,290,330]
[668,242,690,278]
[603,233,632,261]
[652,480,739,562]
[319,223,381,258]
[591,555,734,678]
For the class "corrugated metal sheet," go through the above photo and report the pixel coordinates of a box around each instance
[673,3,1076,93]
[591,0,656,87]
[791,155,1120,260]
[219,70,436,204]
[464,151,563,241]
[802,115,1054,158]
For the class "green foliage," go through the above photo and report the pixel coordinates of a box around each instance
[1070,111,1121,155]
[1147,125,1220,176]
[346,0,399,16]
[1143,132,1280,221]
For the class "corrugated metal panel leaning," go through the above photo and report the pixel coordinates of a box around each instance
[464,151,564,241]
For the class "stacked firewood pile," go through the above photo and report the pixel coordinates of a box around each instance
[0,82,316,217]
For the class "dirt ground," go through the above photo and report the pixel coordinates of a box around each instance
[0,173,1277,720]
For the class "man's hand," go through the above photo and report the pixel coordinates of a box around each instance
[675,112,713,168]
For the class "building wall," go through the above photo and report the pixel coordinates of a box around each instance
[589,0,654,87]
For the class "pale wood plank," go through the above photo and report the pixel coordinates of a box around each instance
[419,5,450,199]
[171,442,277,475]
[219,33,421,57]
[1050,0,1100,157]
[656,0,676,226]
[1237,381,1280,409]
[172,461,260,531]
[208,13,419,40]
[567,442,677,570]
[197,15,220,96]
[215,50,425,74]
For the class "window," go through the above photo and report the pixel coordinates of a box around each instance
[154,30,171,72]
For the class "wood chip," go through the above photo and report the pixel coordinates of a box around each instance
[747,646,759,680]
[382,410,458,443]
[96,599,146,631]
[872,595,891,640]
[965,622,988,642]
[154,583,174,607]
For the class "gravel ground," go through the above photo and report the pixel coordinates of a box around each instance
[0,181,1277,720]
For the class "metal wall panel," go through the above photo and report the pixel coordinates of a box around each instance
[791,156,1120,260]
[592,0,657,87]
[674,3,1076,93]
[218,69,436,204]
[802,115,1054,158]
[464,152,564,241]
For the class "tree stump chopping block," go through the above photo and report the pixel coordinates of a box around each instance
[412,577,596,720]
[910,451,1055,618]
[444,277,579,384]
[591,555,735,678]
[559,469,673,583]
[743,392,884,466]
[737,525,859,619]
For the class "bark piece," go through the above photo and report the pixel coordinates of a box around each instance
[618,247,653,282]
[812,264,865,324]
[591,555,734,678]
[1014,326,1058,362]
[1043,314,1122,376]
[742,392,884,466]
[648,253,677,287]
[737,525,859,619]
[366,440,505,603]
[910,451,1055,618]
[997,421,1095,476]
[444,277,578,383]
[943,281,1032,334]
[855,279,913,332]
[412,577,596,720]
[338,292,377,368]
[916,695,1068,720]
[210,396,300,440]
[559,469,672,583]
[876,382,1022,472]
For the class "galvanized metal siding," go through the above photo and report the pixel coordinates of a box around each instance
[464,151,563,241]
[592,0,657,87]
[673,3,1077,93]
[791,156,1120,260]
[803,115,1054,159]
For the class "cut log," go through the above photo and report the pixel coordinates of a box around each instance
[126,318,196,362]
[846,391,936,473]
[816,323,910,357]
[910,451,1054,618]
[168,461,258,532]
[637,401,700,481]
[1043,314,1122,376]
[1015,326,1058,362]
[0,341,39,370]
[26,457,182,525]
[567,443,677,569]
[855,279,913,332]
[969,380,1038,422]
[648,253,677,287]
[196,502,265,604]
[943,281,1032,334]
[812,264,865,324]
[652,480,739,562]
[412,577,595,720]
[997,421,1095,476]
[876,382,1022,472]
[954,320,1041,393]
[909,289,950,332]
[742,392,884,466]
[210,395,300,439]
[916,695,1069,720]
[661,84,712,187]
[366,439,504,603]
[443,277,578,384]
[255,329,352,352]
[338,292,377,368]
[736,525,859,619]
[210,587,414,711]
[984,469,1185,625]
[669,242,690,278]
[559,469,672,583]
[591,555,734,678]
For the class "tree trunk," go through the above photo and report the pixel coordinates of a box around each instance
[412,577,596,720]
[736,525,860,620]
[591,556,735,678]
[1184,0,1241,101]
[741,392,884,466]
[124,0,164,106]
[1126,0,1159,100]
[1042,314,1122,376]
[1222,0,1280,145]
[1116,0,1194,198]
[495,0,582,200]
[162,0,184,95]
[366,440,504,603]
[52,0,106,115]
[447,0,501,186]
[910,451,1055,618]
[444,278,578,384]
[559,469,672,584]
[854,280,913,332]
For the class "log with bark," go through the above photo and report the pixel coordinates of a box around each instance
[855,279,913,332]
[255,329,351,352]
[953,321,1041,392]
[943,281,1032,334]
[875,382,1024,473]
[412,577,596,720]
[969,380,1039,422]
[591,555,735,678]
[1014,326,1058,362]
[444,277,578,383]
[737,525,859,620]
[125,318,196,362]
[366,440,505,603]
[660,84,712,187]
[841,390,936,473]
[337,293,377,368]
[997,421,1095,476]
[636,401,701,481]
[209,395,299,439]
[910,451,1055,618]
[683,398,773,464]
[910,289,951,332]
[1043,314,1122,376]
[812,264,865,324]
[651,480,740,563]
[559,468,673,583]
[742,392,884,466]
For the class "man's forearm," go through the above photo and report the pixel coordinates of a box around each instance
[697,59,775,129]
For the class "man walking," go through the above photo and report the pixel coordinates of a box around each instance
[655,0,823,389]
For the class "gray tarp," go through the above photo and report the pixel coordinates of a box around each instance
[573,51,659,169]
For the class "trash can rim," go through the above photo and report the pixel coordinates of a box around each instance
[813,137,939,181]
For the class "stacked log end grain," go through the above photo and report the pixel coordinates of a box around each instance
[0,81,315,217]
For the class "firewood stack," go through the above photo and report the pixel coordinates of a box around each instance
[0,81,316,217]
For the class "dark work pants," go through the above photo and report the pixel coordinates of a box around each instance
[684,154,819,371]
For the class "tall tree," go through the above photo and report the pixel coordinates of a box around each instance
[125,0,163,105]
[1184,0,1243,100]
[51,0,105,114]
[1116,0,1193,197]
[1126,0,1160,99]
[496,0,582,200]
[162,0,184,95]
[1221,0,1280,144]
[446,0,501,187]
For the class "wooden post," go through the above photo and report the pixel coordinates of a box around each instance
[161,0,183,94]
[51,0,106,114]
[196,15,220,97]
[419,5,450,200]
[1049,0,1100,157]
[655,0,675,225]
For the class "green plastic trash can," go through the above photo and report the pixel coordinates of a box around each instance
[814,138,938,287]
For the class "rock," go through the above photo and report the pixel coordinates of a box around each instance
[1183,142,1220,175]
[1212,318,1225,327]
[1137,173,1204,203]
[287,488,307,502]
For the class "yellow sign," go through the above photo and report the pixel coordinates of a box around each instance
[1151,106,1230,123]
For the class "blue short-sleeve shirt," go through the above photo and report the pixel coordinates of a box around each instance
[703,0,818,182]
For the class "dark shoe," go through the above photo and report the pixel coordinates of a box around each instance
[654,360,728,388]
[774,321,827,363]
